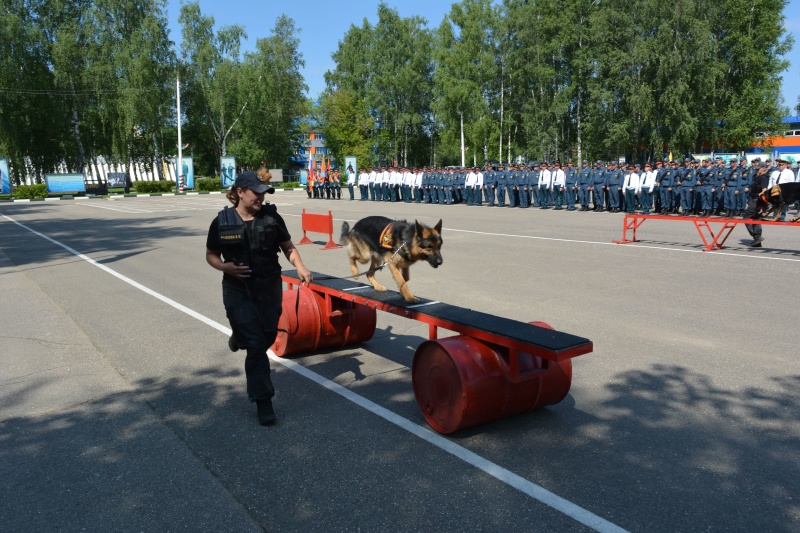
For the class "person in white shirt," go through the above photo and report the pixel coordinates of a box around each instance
[380,166,390,201]
[412,168,423,203]
[640,162,657,214]
[367,167,380,202]
[622,164,642,214]
[465,168,477,205]
[474,167,484,206]
[538,162,553,209]
[358,167,369,200]
[775,159,797,220]
[550,161,566,210]
[404,168,414,203]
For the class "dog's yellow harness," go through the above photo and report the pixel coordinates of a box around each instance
[379,223,394,250]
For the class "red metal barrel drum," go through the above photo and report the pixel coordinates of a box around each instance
[412,322,573,434]
[272,286,377,356]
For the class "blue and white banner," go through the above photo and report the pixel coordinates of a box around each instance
[220,156,236,187]
[45,173,86,193]
[175,156,194,188]
[344,156,357,185]
[107,172,126,188]
[0,158,9,194]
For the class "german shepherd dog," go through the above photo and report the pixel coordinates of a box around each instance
[340,216,443,303]
[757,182,800,222]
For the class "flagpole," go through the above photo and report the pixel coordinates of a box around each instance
[177,66,183,192]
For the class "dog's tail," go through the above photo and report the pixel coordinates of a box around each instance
[340,221,351,245]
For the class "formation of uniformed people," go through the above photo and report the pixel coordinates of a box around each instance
[306,167,342,200]
[331,158,800,218]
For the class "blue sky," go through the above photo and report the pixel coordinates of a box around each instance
[165,0,800,115]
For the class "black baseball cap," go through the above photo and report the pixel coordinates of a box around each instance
[235,171,274,194]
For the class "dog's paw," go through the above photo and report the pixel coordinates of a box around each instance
[374,284,387,292]
[404,296,421,304]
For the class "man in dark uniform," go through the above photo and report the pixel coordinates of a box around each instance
[496,165,507,206]
[710,157,726,215]
[483,165,496,206]
[744,162,770,247]
[565,160,579,211]
[722,158,741,217]
[695,158,713,217]
[518,165,530,208]
[677,158,696,215]
[530,163,541,207]
[506,165,518,207]
[657,160,674,214]
[590,160,607,211]
[736,158,752,216]
[578,160,592,211]
[438,168,448,205]
[605,161,623,213]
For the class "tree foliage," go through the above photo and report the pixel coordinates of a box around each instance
[323,0,792,167]
[0,0,308,180]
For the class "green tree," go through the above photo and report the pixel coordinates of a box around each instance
[179,1,249,166]
[433,0,500,167]
[233,15,308,170]
[317,88,375,169]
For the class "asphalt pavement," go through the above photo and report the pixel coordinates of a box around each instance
[1,192,799,532]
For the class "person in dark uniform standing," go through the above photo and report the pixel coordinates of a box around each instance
[657,160,674,214]
[744,162,770,247]
[506,165,518,207]
[483,165,496,206]
[578,160,592,211]
[565,160,579,211]
[736,158,752,216]
[678,158,696,215]
[605,161,623,213]
[206,171,313,426]
[496,165,507,206]
[695,158,713,217]
[590,160,607,211]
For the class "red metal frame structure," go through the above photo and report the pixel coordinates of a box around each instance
[295,209,341,250]
[275,271,593,433]
[613,214,799,251]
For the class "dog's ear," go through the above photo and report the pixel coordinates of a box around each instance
[415,220,423,234]
[434,219,442,233]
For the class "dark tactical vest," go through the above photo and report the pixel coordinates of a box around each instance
[217,204,281,281]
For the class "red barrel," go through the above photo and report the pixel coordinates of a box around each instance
[272,286,377,356]
[411,321,572,434]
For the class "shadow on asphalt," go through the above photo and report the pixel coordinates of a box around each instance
[2,361,799,531]
[0,209,199,269]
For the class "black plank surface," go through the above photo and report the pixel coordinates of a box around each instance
[283,270,592,355]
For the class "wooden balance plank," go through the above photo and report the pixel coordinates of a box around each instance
[281,270,593,362]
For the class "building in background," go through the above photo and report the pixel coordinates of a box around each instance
[292,130,332,185]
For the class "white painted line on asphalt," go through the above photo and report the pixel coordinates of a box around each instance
[449,228,800,263]
[1,211,629,533]
[0,213,226,334]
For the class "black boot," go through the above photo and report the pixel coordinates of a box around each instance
[257,399,277,426]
